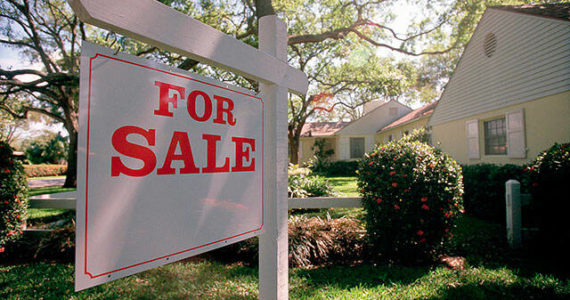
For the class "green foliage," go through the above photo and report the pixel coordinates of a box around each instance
[461,164,525,223]
[308,139,335,173]
[525,142,570,258]
[288,164,335,198]
[358,139,463,263]
[289,215,364,267]
[25,133,68,164]
[24,164,67,178]
[0,141,29,250]
[315,160,359,177]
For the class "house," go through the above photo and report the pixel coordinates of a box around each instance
[298,100,411,163]
[376,101,438,144]
[428,4,570,165]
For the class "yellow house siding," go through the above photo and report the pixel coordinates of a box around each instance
[375,117,429,144]
[432,91,570,165]
[299,137,338,164]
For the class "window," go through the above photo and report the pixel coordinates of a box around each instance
[350,137,365,159]
[484,118,507,155]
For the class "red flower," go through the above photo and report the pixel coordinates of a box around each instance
[392,182,398,187]
[368,161,374,166]
[421,197,428,202]
[532,182,539,187]
[417,230,424,236]
[429,163,435,169]
[444,228,450,233]
[360,189,365,193]
[421,204,429,211]
[371,152,376,156]
[389,171,396,176]
[402,174,408,178]
[394,204,400,210]
[420,238,427,243]
[0,247,5,253]
[376,198,382,204]
[16,214,20,219]
[404,188,410,193]
[444,212,451,218]
[3,201,8,205]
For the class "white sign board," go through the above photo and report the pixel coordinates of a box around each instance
[76,42,264,291]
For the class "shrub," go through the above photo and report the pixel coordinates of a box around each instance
[288,164,334,198]
[358,139,463,263]
[314,160,359,177]
[525,142,570,258]
[288,215,364,267]
[461,164,525,223]
[0,141,29,251]
[24,164,67,177]
[308,139,335,174]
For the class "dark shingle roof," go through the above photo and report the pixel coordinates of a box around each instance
[490,3,570,21]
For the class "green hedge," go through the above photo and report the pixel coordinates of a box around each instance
[313,160,359,177]
[23,164,67,178]
[461,164,525,224]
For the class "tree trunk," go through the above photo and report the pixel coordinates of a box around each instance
[289,134,300,164]
[63,129,77,188]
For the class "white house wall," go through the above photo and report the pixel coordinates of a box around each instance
[336,134,376,160]
[337,101,412,135]
[429,9,570,126]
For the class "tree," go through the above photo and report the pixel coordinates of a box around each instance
[1,0,82,187]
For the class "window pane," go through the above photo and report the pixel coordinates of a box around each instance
[350,137,365,158]
[484,118,507,155]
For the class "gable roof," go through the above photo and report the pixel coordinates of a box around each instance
[379,100,438,132]
[428,5,570,126]
[489,3,570,21]
[300,121,349,137]
[335,99,412,135]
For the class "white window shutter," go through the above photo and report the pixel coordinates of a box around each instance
[506,109,526,158]
[466,119,480,159]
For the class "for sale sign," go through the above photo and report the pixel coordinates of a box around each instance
[76,42,264,290]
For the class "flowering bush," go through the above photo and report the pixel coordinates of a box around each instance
[358,139,463,263]
[0,141,29,252]
[524,142,570,256]
[288,164,334,198]
[23,164,67,177]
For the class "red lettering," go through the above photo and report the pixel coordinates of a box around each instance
[187,90,212,122]
[232,137,255,172]
[111,126,156,177]
[154,81,185,117]
[202,134,230,173]
[157,131,200,175]
[213,95,237,126]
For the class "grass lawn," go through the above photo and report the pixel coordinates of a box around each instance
[3,176,569,298]
[28,186,76,197]
[328,176,359,197]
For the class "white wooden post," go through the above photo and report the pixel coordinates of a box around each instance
[506,179,522,249]
[258,15,289,300]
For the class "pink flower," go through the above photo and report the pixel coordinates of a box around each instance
[417,230,424,236]
[389,171,396,176]
[392,182,398,188]
[376,198,382,204]
[0,247,4,253]
[444,228,450,233]
[360,189,365,193]
[421,197,428,202]
[402,174,408,178]
[421,204,429,211]
[394,204,400,210]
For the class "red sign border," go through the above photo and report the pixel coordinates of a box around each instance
[84,53,264,279]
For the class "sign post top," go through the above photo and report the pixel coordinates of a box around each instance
[70,0,308,96]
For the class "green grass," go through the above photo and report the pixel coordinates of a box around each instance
[328,176,359,197]
[2,256,569,299]
[28,186,76,197]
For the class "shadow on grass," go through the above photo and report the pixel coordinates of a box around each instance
[428,281,570,300]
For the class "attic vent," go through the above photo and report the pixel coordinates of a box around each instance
[483,33,497,58]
